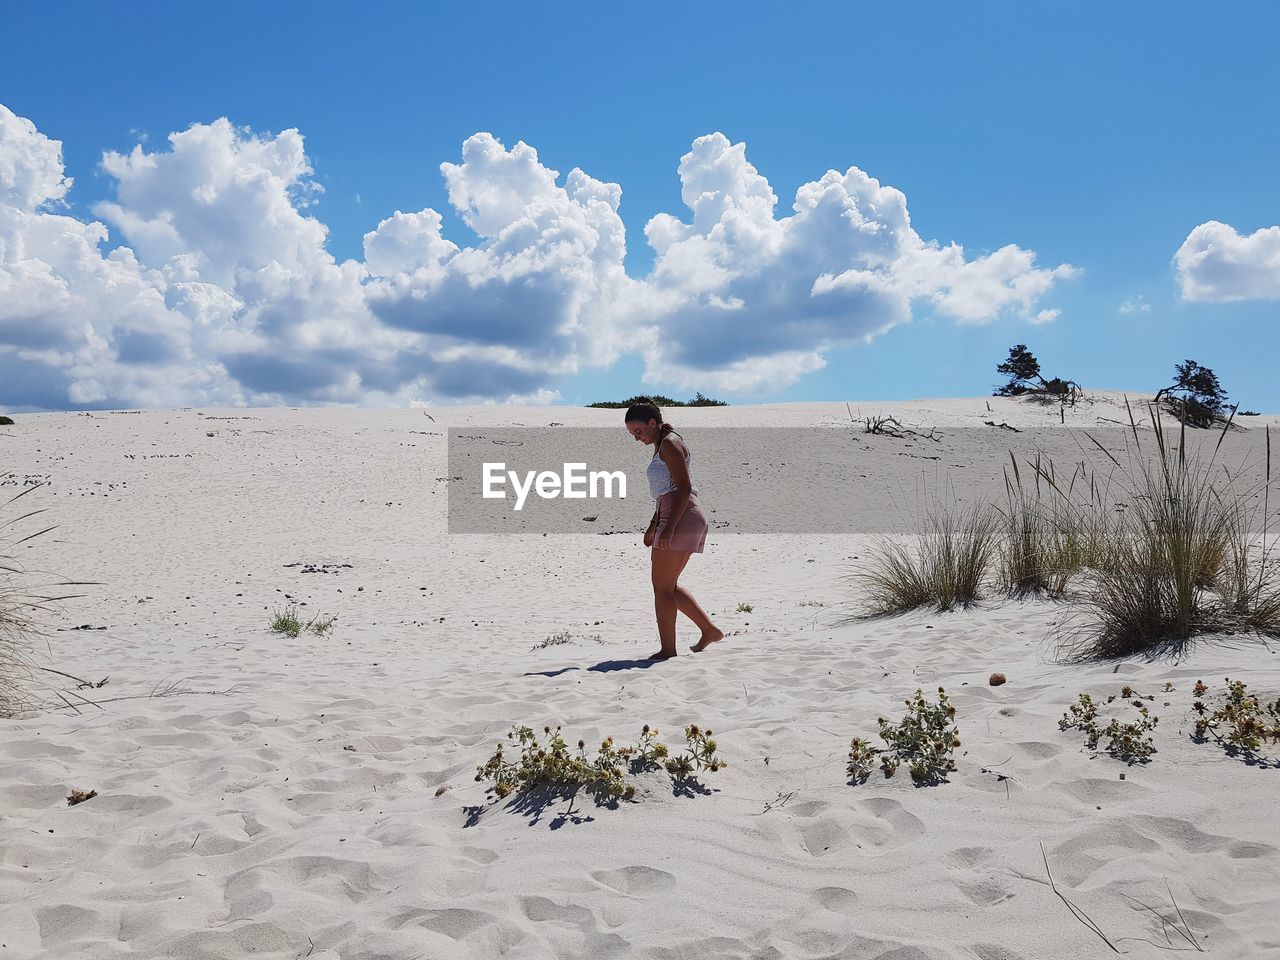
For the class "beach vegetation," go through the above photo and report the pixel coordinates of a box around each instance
[1191,677,1280,763]
[993,344,1082,404]
[476,723,724,804]
[860,503,999,614]
[1059,687,1158,762]
[587,393,727,409]
[848,687,960,784]
[1155,359,1232,428]
[736,602,754,613]
[2,481,70,718]
[269,604,335,638]
[0,416,13,426]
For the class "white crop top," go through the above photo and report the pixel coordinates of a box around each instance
[647,435,694,499]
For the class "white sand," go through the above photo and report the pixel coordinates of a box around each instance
[2,394,1279,959]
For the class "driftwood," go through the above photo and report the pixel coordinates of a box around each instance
[850,406,942,442]
[984,420,1022,433]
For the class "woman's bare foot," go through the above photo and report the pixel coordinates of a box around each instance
[690,628,725,653]
[648,650,677,661]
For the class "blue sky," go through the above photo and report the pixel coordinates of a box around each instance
[2,2,1279,410]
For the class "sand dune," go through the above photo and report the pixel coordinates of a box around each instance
[2,394,1279,959]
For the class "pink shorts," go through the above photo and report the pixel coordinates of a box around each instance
[655,492,708,553]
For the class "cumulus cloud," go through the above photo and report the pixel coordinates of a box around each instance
[1,105,1074,409]
[1119,296,1152,314]
[635,133,1076,392]
[364,133,631,380]
[1175,220,1280,302]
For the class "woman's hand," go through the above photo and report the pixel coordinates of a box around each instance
[656,531,672,551]
[644,526,656,547]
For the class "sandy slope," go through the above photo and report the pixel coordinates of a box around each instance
[2,395,1279,959]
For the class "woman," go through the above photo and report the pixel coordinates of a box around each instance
[624,398,723,661]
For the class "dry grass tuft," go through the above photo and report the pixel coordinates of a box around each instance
[860,502,1000,614]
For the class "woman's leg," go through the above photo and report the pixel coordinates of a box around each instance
[650,548,691,659]
[674,586,723,650]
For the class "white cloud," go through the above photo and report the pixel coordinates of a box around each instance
[634,133,1076,392]
[1,106,1076,409]
[364,132,632,380]
[1119,296,1152,314]
[1175,220,1280,302]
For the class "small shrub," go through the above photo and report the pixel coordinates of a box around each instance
[66,788,97,806]
[1059,688,1158,762]
[0,416,13,426]
[736,602,754,613]
[476,723,724,804]
[848,687,960,784]
[1191,677,1280,762]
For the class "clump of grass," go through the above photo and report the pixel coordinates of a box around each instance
[1191,677,1280,763]
[3,482,74,718]
[735,602,754,613]
[1063,409,1279,658]
[476,723,725,804]
[269,604,334,638]
[1059,686,1159,762]
[270,606,302,637]
[848,687,960,784]
[0,416,14,426]
[861,504,999,614]
[998,452,1114,599]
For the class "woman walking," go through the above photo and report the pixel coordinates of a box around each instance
[624,398,723,661]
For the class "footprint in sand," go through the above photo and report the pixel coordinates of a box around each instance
[388,907,494,939]
[799,817,849,857]
[849,797,925,852]
[589,864,677,897]
[810,885,859,911]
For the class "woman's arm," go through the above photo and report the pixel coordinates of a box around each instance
[656,437,693,548]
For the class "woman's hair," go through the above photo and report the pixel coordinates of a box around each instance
[624,397,675,439]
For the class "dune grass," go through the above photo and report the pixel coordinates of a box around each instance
[1058,406,1278,658]
[861,502,1000,614]
[270,604,335,638]
[859,403,1280,659]
[2,482,64,717]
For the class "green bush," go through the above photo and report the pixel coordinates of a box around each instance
[1059,686,1158,761]
[848,687,960,784]
[477,723,724,803]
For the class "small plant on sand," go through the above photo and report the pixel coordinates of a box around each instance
[861,504,999,614]
[270,606,303,637]
[736,602,754,613]
[476,723,724,804]
[269,605,335,638]
[0,416,13,426]
[1191,677,1280,763]
[848,687,960,784]
[531,630,603,650]
[1059,687,1159,762]
[306,614,335,636]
